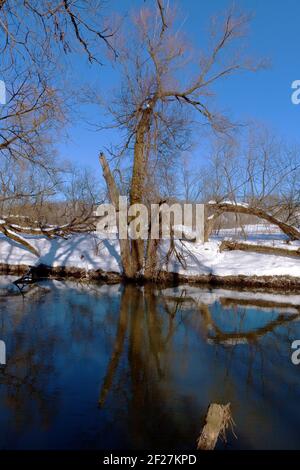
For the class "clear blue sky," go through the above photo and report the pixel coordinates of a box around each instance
[58,0,300,174]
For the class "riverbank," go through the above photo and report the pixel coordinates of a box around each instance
[1,263,300,290]
[0,228,299,290]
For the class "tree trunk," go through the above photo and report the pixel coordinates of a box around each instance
[197,403,232,450]
[144,202,162,279]
[99,106,158,279]
[129,107,152,273]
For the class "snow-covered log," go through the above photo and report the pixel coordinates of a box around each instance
[220,239,300,257]
[0,214,95,256]
[0,224,39,257]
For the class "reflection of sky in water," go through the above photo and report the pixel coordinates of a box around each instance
[211,303,280,332]
[0,278,299,450]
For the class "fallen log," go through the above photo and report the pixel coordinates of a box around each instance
[220,239,300,258]
[0,214,96,257]
[197,403,234,450]
[0,224,40,257]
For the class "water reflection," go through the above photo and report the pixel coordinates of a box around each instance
[0,279,300,449]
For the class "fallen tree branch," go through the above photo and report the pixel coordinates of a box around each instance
[0,213,96,256]
[0,224,40,257]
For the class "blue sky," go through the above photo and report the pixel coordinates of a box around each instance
[58,0,300,173]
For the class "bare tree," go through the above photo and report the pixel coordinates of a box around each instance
[0,0,115,252]
[203,127,300,240]
[0,0,115,65]
[99,2,260,278]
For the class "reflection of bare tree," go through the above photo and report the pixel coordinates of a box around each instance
[0,282,117,435]
[99,286,300,407]
[98,284,200,448]
[163,292,300,346]
[220,296,300,313]
[178,291,300,398]
[98,285,193,403]
[98,286,129,407]
[206,309,300,346]
[2,279,298,449]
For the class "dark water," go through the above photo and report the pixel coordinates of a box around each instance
[0,278,300,450]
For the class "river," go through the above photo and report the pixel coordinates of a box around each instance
[0,277,299,450]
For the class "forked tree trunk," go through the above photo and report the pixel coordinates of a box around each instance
[99,107,154,279]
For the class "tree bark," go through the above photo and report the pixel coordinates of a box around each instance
[129,108,152,273]
[197,403,232,450]
[220,239,300,257]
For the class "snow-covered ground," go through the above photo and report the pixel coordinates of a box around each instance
[0,225,299,278]
[0,233,122,273]
[160,239,300,277]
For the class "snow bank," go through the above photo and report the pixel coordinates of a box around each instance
[0,233,122,273]
[0,229,299,279]
[160,239,300,277]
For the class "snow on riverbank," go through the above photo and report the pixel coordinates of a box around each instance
[0,228,299,279]
[160,239,300,277]
[0,233,122,273]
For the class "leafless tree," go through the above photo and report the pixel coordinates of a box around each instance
[203,127,300,240]
[0,0,115,252]
[0,158,102,256]
[99,1,260,278]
